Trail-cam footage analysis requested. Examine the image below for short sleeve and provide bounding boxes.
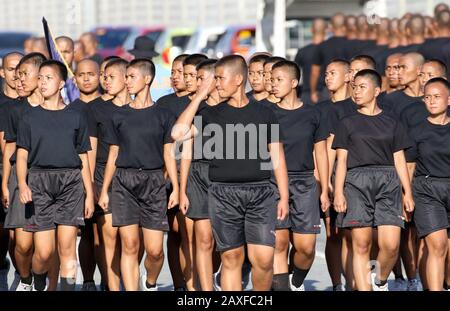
[16,115,31,151]
[4,104,18,142]
[311,43,323,65]
[392,120,413,152]
[0,105,6,132]
[86,104,98,138]
[314,108,330,143]
[102,113,120,146]
[328,105,340,135]
[76,112,92,153]
[331,120,350,150]
[163,109,176,144]
[267,108,282,144]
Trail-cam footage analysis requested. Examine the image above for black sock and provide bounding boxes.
[443,283,448,290]
[0,261,8,270]
[271,273,290,291]
[83,280,94,284]
[20,274,33,285]
[33,271,47,291]
[292,266,310,287]
[375,278,387,287]
[145,281,156,289]
[60,277,76,291]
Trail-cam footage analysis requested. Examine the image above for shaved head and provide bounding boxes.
[377,18,390,36]
[312,18,327,35]
[403,52,425,68]
[407,14,425,36]
[436,9,450,28]
[435,3,449,17]
[75,59,99,74]
[331,13,346,30]
[56,36,74,50]
[216,55,248,83]
[345,15,357,31]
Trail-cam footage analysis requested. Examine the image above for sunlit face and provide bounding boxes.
[349,60,371,86]
[271,67,297,99]
[197,69,216,96]
[18,62,40,93]
[385,56,400,88]
[398,56,420,86]
[423,83,450,116]
[171,60,186,92]
[126,66,150,95]
[104,66,126,96]
[14,69,30,97]
[183,64,198,93]
[75,61,100,94]
[419,63,444,91]
[248,61,265,93]
[1,54,22,90]
[325,62,347,92]
[215,66,238,99]
[352,76,379,106]
[38,66,64,99]
[56,40,74,67]
[263,62,275,93]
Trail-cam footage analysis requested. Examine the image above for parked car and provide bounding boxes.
[93,26,164,59]
[0,31,32,60]
[184,26,226,57]
[214,25,256,59]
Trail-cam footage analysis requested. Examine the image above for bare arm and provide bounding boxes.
[327,134,336,192]
[79,152,94,219]
[2,142,16,207]
[87,137,98,182]
[97,145,119,211]
[269,142,289,220]
[314,140,330,212]
[333,149,348,213]
[394,151,415,213]
[310,65,321,103]
[16,148,32,204]
[406,162,416,182]
[164,142,180,209]
[179,139,193,214]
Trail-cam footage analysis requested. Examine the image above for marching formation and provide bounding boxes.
[0,3,449,292]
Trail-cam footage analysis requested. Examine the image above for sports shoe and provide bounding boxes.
[82,281,97,291]
[0,258,10,291]
[16,280,33,291]
[333,284,345,291]
[289,274,305,291]
[10,271,21,291]
[406,279,420,291]
[32,284,47,291]
[213,271,221,291]
[371,273,388,291]
[391,278,407,291]
[140,275,158,291]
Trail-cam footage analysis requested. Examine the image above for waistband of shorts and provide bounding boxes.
[287,170,314,177]
[116,167,163,174]
[211,180,270,187]
[348,165,395,172]
[414,175,450,182]
[29,167,80,173]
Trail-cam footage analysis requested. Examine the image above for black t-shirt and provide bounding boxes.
[408,120,450,178]
[16,105,91,169]
[0,92,17,165]
[332,111,412,169]
[192,101,215,163]
[402,103,450,131]
[269,103,329,172]
[89,53,103,66]
[156,93,191,118]
[319,97,358,134]
[312,36,349,90]
[418,38,449,65]
[103,104,175,170]
[89,98,124,166]
[383,90,423,117]
[69,98,99,137]
[444,42,450,81]
[295,43,318,93]
[197,99,280,182]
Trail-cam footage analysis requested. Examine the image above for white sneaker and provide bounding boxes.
[10,272,21,291]
[213,271,222,291]
[391,278,407,291]
[16,280,33,291]
[140,275,158,291]
[0,259,10,291]
[289,274,305,291]
[406,279,420,291]
[371,273,388,291]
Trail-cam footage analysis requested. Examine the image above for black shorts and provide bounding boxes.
[337,166,404,229]
[166,173,180,216]
[413,176,450,238]
[93,163,112,218]
[208,181,277,252]
[24,168,85,232]
[111,168,169,231]
[4,165,31,229]
[186,161,210,220]
[320,168,338,226]
[271,172,321,233]
[0,164,5,223]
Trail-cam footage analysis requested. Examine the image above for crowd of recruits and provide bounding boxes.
[0,8,448,294]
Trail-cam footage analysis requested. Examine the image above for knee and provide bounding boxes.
[197,234,214,252]
[296,244,316,260]
[121,237,139,256]
[427,240,448,258]
[251,255,273,272]
[34,247,54,263]
[15,241,33,257]
[146,248,164,262]
[353,240,371,255]
[221,250,244,269]
[380,242,399,258]
[275,235,289,254]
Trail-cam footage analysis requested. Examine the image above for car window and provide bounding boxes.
[96,28,131,49]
